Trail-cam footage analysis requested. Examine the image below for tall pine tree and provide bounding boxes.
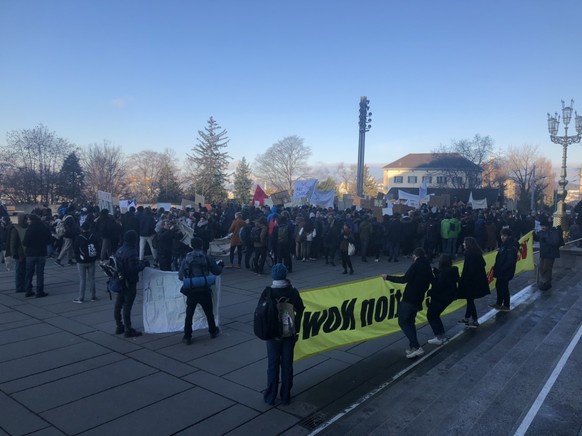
[187,117,231,203]
[58,151,85,202]
[156,163,183,203]
[233,157,253,204]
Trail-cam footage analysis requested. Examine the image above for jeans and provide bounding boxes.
[139,235,157,261]
[15,258,26,292]
[77,262,96,300]
[443,238,457,258]
[387,240,400,260]
[57,237,74,262]
[427,299,451,337]
[276,242,292,273]
[341,251,353,272]
[538,258,555,289]
[495,278,510,307]
[253,246,267,274]
[229,245,242,266]
[264,338,296,404]
[398,301,420,349]
[25,256,46,294]
[100,238,112,261]
[183,291,217,336]
[114,282,137,330]
[464,298,477,320]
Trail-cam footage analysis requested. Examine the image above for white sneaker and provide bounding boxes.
[428,337,445,346]
[374,259,380,263]
[72,298,83,304]
[406,347,425,358]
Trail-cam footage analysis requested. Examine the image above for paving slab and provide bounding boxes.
[40,372,192,434]
[0,341,110,384]
[126,348,198,377]
[0,352,123,394]
[0,391,50,435]
[13,359,158,412]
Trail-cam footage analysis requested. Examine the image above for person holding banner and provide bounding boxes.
[427,254,459,345]
[457,236,490,328]
[384,247,433,358]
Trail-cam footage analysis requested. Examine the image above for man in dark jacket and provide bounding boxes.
[537,219,561,291]
[178,237,224,344]
[114,230,146,338]
[138,207,157,263]
[95,208,114,261]
[384,247,433,358]
[8,214,27,292]
[490,228,518,310]
[23,214,52,298]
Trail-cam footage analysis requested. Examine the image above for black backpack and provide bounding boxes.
[250,226,261,243]
[277,225,289,243]
[78,234,98,262]
[254,287,280,340]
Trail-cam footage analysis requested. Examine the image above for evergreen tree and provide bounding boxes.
[58,151,85,202]
[233,157,253,204]
[156,163,183,203]
[187,117,231,203]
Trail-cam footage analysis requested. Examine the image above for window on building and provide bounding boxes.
[436,176,447,184]
[455,177,463,185]
[393,176,403,183]
[407,176,417,184]
[422,176,432,183]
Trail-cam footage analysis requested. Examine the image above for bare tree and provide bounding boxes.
[505,144,556,212]
[0,124,73,203]
[82,140,128,201]
[254,135,311,193]
[432,134,494,188]
[126,149,178,203]
[335,163,377,196]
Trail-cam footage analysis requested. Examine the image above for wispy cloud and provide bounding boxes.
[111,97,131,108]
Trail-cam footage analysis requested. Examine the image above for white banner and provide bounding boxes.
[142,268,221,334]
[97,190,114,213]
[310,188,335,208]
[292,179,318,198]
[468,192,488,209]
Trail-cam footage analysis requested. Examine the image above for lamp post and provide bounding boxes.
[547,99,582,232]
[356,96,372,197]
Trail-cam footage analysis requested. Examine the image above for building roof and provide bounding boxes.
[383,153,482,171]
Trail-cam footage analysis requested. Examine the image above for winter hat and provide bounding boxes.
[271,263,288,281]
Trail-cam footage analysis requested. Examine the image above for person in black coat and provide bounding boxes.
[385,247,433,358]
[536,219,561,291]
[457,236,490,328]
[114,230,147,338]
[490,228,518,311]
[262,264,305,405]
[427,254,459,345]
[23,214,52,298]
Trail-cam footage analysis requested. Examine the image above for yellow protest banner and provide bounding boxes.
[294,231,534,361]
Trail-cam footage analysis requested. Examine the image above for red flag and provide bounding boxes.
[253,185,269,205]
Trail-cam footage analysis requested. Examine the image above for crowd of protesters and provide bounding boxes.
[0,199,576,280]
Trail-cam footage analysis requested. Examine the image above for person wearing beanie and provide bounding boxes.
[113,229,146,338]
[260,263,305,405]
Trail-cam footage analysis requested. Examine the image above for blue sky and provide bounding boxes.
[2,0,582,175]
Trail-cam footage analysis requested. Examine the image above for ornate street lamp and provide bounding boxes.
[356,96,372,197]
[547,99,582,231]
